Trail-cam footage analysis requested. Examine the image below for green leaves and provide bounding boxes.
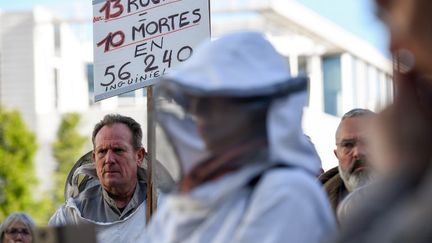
[0,107,37,221]
[52,113,87,206]
[0,110,88,224]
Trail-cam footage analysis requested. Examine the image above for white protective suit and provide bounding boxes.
[50,198,147,243]
[147,31,336,243]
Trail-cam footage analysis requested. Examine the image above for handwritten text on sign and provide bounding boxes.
[93,0,210,101]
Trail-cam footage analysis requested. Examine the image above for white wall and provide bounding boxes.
[33,8,57,115]
[0,12,37,128]
[55,22,89,112]
[303,108,340,171]
[0,9,92,192]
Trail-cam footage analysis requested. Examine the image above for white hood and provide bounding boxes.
[268,90,322,175]
[157,31,321,177]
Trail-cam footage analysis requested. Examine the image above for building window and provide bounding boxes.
[322,55,342,116]
[366,66,379,110]
[298,55,310,75]
[86,63,94,104]
[298,55,310,106]
[284,56,291,74]
[386,74,393,103]
[54,23,61,56]
[351,57,358,108]
[54,68,59,108]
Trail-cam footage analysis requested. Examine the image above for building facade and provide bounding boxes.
[210,0,392,169]
[0,0,392,192]
[0,7,89,190]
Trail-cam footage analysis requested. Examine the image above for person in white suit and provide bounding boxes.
[147,31,336,243]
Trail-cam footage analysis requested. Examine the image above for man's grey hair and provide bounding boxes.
[0,213,35,241]
[92,114,143,149]
[335,108,376,140]
[341,108,375,121]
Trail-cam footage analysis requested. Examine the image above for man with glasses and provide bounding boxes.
[319,108,375,212]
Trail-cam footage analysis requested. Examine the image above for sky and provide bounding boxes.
[0,0,389,55]
[297,0,389,55]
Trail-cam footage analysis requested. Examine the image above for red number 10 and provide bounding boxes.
[97,31,125,52]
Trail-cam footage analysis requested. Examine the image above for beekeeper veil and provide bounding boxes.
[155,31,322,185]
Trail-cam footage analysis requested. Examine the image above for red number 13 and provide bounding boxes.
[99,0,124,20]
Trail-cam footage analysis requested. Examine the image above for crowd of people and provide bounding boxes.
[2,0,432,242]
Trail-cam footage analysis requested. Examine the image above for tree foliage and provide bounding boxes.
[0,107,38,221]
[52,113,87,207]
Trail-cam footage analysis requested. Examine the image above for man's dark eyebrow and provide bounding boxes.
[336,138,356,145]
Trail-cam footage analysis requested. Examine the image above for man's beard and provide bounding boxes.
[339,159,371,192]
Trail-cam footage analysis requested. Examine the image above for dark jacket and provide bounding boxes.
[319,166,349,212]
[332,164,432,243]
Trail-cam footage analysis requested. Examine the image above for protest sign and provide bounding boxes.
[93,0,211,101]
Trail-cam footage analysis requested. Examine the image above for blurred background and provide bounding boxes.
[0,0,390,223]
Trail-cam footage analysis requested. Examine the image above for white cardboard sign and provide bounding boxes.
[92,0,210,101]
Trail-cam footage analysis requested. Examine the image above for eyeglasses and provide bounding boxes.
[336,138,368,155]
[5,228,31,237]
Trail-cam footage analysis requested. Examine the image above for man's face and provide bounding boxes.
[190,97,254,153]
[93,123,144,196]
[334,117,372,191]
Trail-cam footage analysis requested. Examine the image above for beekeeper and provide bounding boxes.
[148,31,336,243]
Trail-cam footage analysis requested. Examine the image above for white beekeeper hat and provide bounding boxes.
[155,31,322,182]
